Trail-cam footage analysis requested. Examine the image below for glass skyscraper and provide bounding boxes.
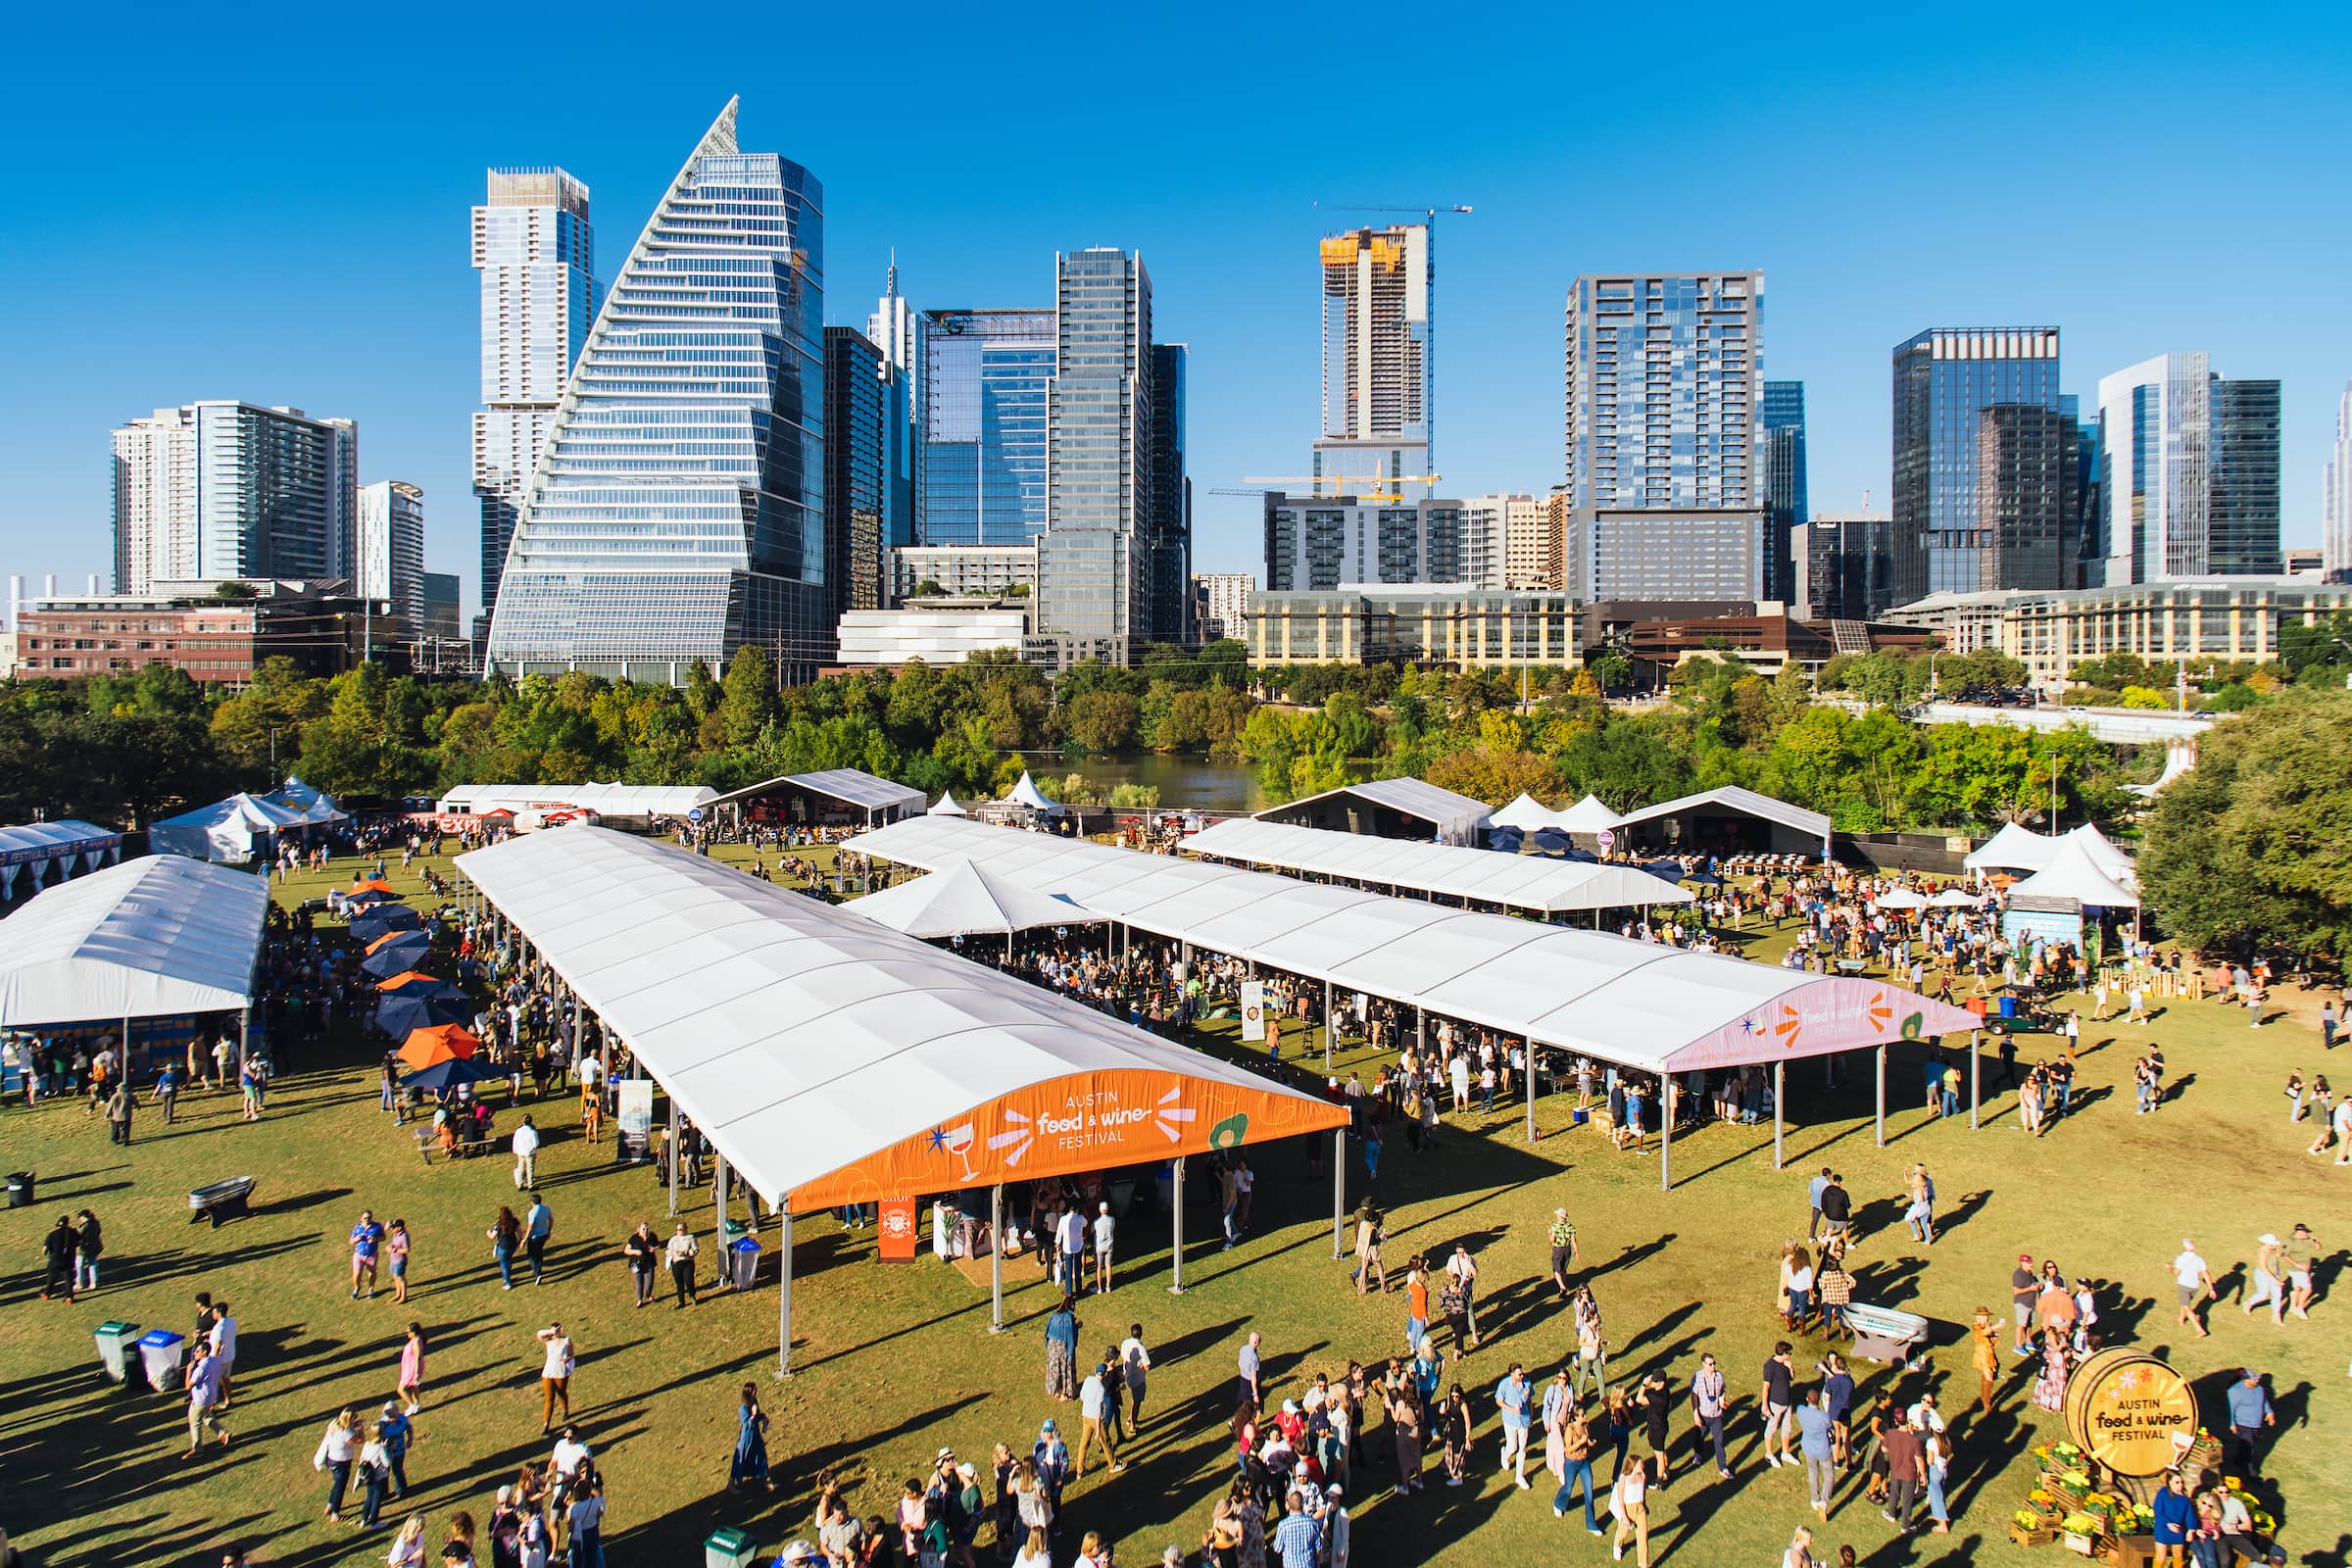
[2208,378,2281,577]
[471,169,596,632]
[1761,380,1807,604]
[826,325,890,615]
[111,402,357,593]
[1145,342,1191,644]
[485,99,829,681]
[914,308,1054,546]
[2094,354,2280,583]
[1038,248,1152,658]
[1889,327,2065,603]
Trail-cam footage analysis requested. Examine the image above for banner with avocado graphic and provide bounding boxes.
[1669,979,1981,1074]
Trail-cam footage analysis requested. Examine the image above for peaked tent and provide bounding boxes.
[930,792,969,817]
[1489,793,1565,832]
[2008,839,2139,909]
[0,819,123,900]
[1555,794,1626,834]
[2064,824,2137,887]
[149,793,305,864]
[1252,777,1492,847]
[260,776,346,825]
[1963,821,2056,874]
[845,858,1098,946]
[1006,772,1064,815]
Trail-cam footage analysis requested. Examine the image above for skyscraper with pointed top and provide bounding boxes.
[485,100,830,681]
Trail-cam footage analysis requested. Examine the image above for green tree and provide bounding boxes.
[1061,689,1140,755]
[719,645,779,749]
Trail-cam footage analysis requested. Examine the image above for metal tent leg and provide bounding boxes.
[1773,1061,1785,1170]
[1969,1030,1982,1130]
[774,1207,794,1379]
[1660,1078,1674,1191]
[990,1184,1005,1333]
[1875,1045,1886,1148]
[1331,1130,1345,1259]
[1525,1037,1537,1144]
[666,1098,680,1217]
[1168,1154,1187,1295]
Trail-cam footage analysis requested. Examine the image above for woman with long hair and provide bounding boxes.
[397,1322,426,1413]
[489,1205,521,1290]
[385,1513,428,1568]
[731,1382,771,1490]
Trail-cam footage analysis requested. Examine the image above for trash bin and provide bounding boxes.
[6,1170,33,1207]
[135,1328,186,1393]
[705,1526,758,1567]
[730,1236,760,1291]
[94,1320,141,1385]
[1997,994,2018,1019]
[722,1219,751,1245]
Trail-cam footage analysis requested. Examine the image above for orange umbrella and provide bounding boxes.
[351,878,397,894]
[400,1024,483,1070]
[375,970,446,993]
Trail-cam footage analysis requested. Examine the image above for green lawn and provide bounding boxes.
[3,842,2346,1568]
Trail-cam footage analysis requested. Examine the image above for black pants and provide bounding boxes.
[43,1261,71,1297]
[389,1452,409,1497]
[1887,1476,1919,1525]
[110,1120,130,1145]
[525,1235,547,1282]
[671,1258,696,1305]
[2230,1425,2262,1476]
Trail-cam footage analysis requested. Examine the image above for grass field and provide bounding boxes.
[3,840,2347,1568]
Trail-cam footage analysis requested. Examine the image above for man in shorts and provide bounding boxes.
[2172,1240,2213,1338]
[1759,1342,1795,1469]
[1092,1202,1115,1295]
[1548,1208,1581,1296]
[349,1210,384,1298]
[2010,1253,2039,1354]
[2285,1224,2319,1321]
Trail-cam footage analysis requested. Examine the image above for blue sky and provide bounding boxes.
[4,4,2346,616]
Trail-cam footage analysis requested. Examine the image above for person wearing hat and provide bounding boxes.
[953,1461,985,1566]
[2009,1254,2040,1354]
[1033,1420,1071,1510]
[1075,1359,1123,1478]
[1323,1481,1350,1568]
[2225,1369,2274,1478]
[2243,1234,2288,1325]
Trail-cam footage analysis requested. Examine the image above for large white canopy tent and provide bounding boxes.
[150,793,313,864]
[2063,823,2137,888]
[454,827,1348,1370]
[1488,793,1568,832]
[1182,816,1690,917]
[0,857,269,1058]
[845,858,1099,951]
[1005,771,1064,815]
[2007,839,2140,909]
[1253,776,1491,846]
[1964,821,2057,875]
[1607,785,1832,862]
[261,776,346,826]
[929,792,969,817]
[1555,794,1628,834]
[0,820,123,902]
[847,815,1980,1184]
[437,782,718,821]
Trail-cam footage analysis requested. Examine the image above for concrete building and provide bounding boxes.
[112,403,358,594]
[1192,571,1252,642]
[1249,585,1576,669]
[1881,577,2352,685]
[835,602,1032,666]
[1262,494,1464,591]
[1792,514,1895,622]
[1564,272,1764,602]
[1458,493,1541,590]
[355,480,425,632]
[891,544,1036,604]
[2284,546,2325,575]
[471,168,597,633]
[2327,382,2352,581]
[15,580,380,682]
[1312,222,1434,502]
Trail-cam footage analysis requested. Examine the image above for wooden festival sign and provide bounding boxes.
[2063,1348,2197,1478]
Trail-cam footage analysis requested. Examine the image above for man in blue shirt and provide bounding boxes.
[378,1400,413,1497]
[1806,1166,1832,1240]
[1410,1345,1444,1406]
[2225,1368,2274,1477]
[1270,1491,1319,1568]
[1494,1364,1534,1489]
[349,1209,385,1298]
[1794,1387,1837,1518]
[524,1193,554,1285]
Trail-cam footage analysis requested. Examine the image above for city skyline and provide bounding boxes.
[6,7,2348,617]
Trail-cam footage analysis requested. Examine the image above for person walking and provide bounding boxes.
[2172,1241,2214,1339]
[523,1193,553,1286]
[731,1383,772,1490]
[622,1223,659,1309]
[314,1409,361,1522]
[1045,1297,1080,1399]
[534,1323,574,1433]
[1239,1331,1264,1407]
[72,1209,103,1296]
[664,1223,699,1308]
[512,1115,541,1190]
[1552,1392,1603,1534]
[2243,1234,2289,1324]
[380,1218,412,1304]
[1881,1413,1925,1530]
[1494,1363,1534,1490]
[1970,1308,2002,1415]
[2285,1224,2319,1320]
[350,1209,386,1299]
[1351,1204,1387,1296]
[378,1400,414,1498]
[40,1214,76,1302]
[397,1322,426,1412]
[1759,1343,1795,1470]
[2225,1369,2274,1477]
[1118,1324,1152,1430]
[106,1079,136,1146]
[1795,1387,1836,1519]
[182,1339,229,1458]
[489,1205,521,1290]
[1548,1208,1581,1295]
[1690,1352,1730,1479]
[1074,1360,1124,1478]
[1607,1454,1650,1566]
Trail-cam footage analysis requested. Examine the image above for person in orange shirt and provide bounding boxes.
[1405,1261,1431,1354]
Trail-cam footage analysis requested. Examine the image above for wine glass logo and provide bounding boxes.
[929,1122,980,1181]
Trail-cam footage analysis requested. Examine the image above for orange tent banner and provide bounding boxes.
[786,1067,1348,1212]
[400,1024,483,1070]
[375,970,444,992]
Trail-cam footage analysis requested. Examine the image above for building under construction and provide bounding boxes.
[1313,223,1434,501]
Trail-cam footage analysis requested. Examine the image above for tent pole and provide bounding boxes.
[237,1005,250,1077]
[1773,1061,1784,1170]
[667,1097,680,1217]
[1525,1036,1537,1144]
[989,1184,1005,1332]
[1875,1045,1886,1148]
[774,1206,794,1379]
[1969,1029,1982,1131]
[1168,1154,1187,1295]
[1660,1077,1673,1191]
[1324,980,1334,1069]
[715,1156,730,1286]
[1332,1130,1345,1259]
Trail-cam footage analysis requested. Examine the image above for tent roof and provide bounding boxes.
[708,768,925,813]
[0,855,268,1026]
[847,817,1976,1077]
[260,776,345,824]
[2007,838,2140,909]
[154,793,306,835]
[845,858,1100,938]
[1556,794,1626,832]
[1006,772,1063,812]
[2064,823,2136,885]
[0,819,122,867]
[1963,821,2056,871]
[440,782,717,816]
[930,791,969,816]
[1487,793,1564,831]
[455,828,1344,1210]
[1610,785,1830,844]
[1182,817,1690,915]
[1257,776,1491,840]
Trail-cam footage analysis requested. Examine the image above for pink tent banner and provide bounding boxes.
[1669,978,1982,1074]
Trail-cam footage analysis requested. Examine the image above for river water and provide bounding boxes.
[1034,753,1267,812]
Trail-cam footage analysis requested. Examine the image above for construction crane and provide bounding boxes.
[1312,202,1474,220]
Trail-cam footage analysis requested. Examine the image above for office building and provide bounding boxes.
[415,572,469,673]
[355,480,426,631]
[1527,490,1571,591]
[1262,494,1465,591]
[1791,514,1895,622]
[16,579,380,682]
[2095,354,2282,583]
[1761,380,1807,603]
[1458,493,1537,591]
[865,261,918,568]
[1976,404,2079,593]
[836,603,1032,666]
[1037,248,1152,661]
[1143,343,1192,645]
[1249,586,1575,669]
[1312,222,1434,501]
[890,544,1036,604]
[914,308,1055,546]
[471,168,597,632]
[486,99,830,682]
[826,326,892,616]
[1564,272,1764,601]
[1192,572,1252,642]
[1890,327,2066,603]
[2328,383,2352,581]
[111,403,358,594]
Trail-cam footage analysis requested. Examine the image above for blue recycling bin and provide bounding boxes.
[136,1328,185,1392]
[730,1236,761,1291]
[1997,994,2018,1018]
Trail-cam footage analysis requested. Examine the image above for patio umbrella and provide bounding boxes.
[1529,827,1573,854]
[1563,848,1600,863]
[1873,888,1932,910]
[1486,826,1525,853]
[375,970,461,997]
[351,906,424,943]
[1931,887,1985,908]
[374,991,474,1039]
[1682,869,1726,887]
[400,1024,482,1070]
[1643,858,1685,880]
[345,887,404,908]
[360,934,434,978]
[400,1054,498,1093]
[364,928,423,956]
[350,878,397,894]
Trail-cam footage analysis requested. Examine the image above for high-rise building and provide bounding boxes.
[1192,572,1252,642]
[1037,248,1152,661]
[1262,494,1464,591]
[2095,354,2281,583]
[1761,380,1808,603]
[486,99,830,682]
[471,169,596,634]
[1889,327,2065,603]
[111,403,358,594]
[1975,405,2079,594]
[1144,343,1192,645]
[825,326,890,617]
[2327,383,2352,582]
[1313,223,1433,502]
[415,571,469,673]
[914,308,1055,546]
[1564,273,1764,601]
[1791,514,1895,621]
[1458,493,1542,590]
[356,480,426,631]
[863,261,917,568]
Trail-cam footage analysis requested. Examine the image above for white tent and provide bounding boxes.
[1184,816,1690,916]
[2065,823,2137,887]
[149,793,306,863]
[846,858,1097,943]
[0,855,269,1027]
[1555,794,1626,834]
[1006,771,1064,815]
[1963,821,2056,874]
[1489,793,1565,831]
[0,820,123,900]
[929,791,969,816]
[1873,888,1932,910]
[261,776,346,825]
[2008,838,2139,908]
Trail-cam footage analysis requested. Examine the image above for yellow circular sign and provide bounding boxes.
[2064,1349,2197,1477]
